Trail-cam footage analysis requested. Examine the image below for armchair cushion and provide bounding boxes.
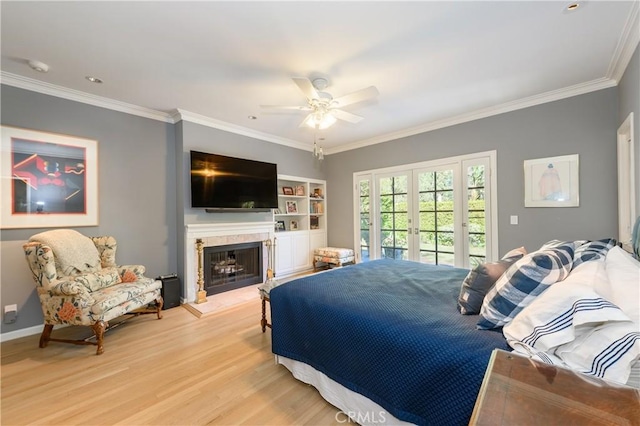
[73,267,122,292]
[90,278,162,316]
[30,229,101,275]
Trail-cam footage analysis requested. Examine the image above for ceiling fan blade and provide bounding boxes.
[299,113,313,128]
[332,86,379,108]
[331,109,364,124]
[260,105,311,111]
[292,77,320,100]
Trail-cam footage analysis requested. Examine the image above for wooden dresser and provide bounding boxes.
[470,349,640,425]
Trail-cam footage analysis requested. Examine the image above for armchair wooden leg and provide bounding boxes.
[91,320,107,355]
[156,296,164,319]
[39,324,53,348]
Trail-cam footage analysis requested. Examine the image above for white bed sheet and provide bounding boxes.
[276,355,414,426]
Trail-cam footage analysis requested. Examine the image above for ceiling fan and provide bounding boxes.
[261,77,379,130]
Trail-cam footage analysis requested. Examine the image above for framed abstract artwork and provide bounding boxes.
[1,126,99,228]
[524,154,579,207]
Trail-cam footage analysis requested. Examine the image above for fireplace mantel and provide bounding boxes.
[184,222,275,303]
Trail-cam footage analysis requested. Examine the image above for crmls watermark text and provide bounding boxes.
[335,410,387,424]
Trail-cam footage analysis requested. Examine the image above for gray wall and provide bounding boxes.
[325,88,620,255]
[0,85,178,334]
[2,45,636,334]
[0,85,328,333]
[618,43,640,215]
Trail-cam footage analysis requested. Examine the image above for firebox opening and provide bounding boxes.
[204,242,263,295]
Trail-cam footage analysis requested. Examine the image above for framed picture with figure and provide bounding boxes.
[286,200,298,214]
[524,154,579,207]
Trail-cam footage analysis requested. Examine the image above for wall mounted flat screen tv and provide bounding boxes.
[190,151,278,210]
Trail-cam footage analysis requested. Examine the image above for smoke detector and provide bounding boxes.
[27,60,49,73]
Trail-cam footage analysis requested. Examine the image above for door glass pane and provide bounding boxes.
[420,231,436,251]
[379,178,393,195]
[395,212,408,230]
[438,231,455,252]
[419,172,435,192]
[436,211,454,231]
[467,164,487,264]
[438,252,455,266]
[419,211,435,232]
[419,192,435,211]
[420,251,436,264]
[436,170,453,190]
[359,180,371,262]
[379,175,409,260]
[380,195,393,211]
[380,213,393,228]
[417,169,456,265]
[394,194,407,211]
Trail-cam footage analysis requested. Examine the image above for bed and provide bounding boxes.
[270,259,509,425]
[269,239,640,426]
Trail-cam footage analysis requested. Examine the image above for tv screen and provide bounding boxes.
[190,151,278,209]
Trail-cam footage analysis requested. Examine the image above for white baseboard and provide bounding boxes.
[0,324,43,342]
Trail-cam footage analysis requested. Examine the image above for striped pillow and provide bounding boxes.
[477,242,575,329]
[503,282,630,352]
[556,322,640,384]
[503,260,640,385]
[573,238,617,268]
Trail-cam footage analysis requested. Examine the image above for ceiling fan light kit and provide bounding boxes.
[304,111,337,130]
[261,76,379,159]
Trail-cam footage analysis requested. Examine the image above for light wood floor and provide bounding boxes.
[1,298,343,425]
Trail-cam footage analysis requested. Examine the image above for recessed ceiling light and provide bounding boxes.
[248,115,257,120]
[27,60,49,73]
[85,76,103,84]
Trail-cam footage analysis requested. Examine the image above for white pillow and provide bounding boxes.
[627,360,640,388]
[605,246,640,325]
[503,281,630,352]
[504,258,640,384]
[555,321,639,385]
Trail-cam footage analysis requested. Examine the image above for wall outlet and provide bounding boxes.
[4,304,18,324]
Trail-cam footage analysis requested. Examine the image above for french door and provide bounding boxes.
[356,177,372,262]
[354,152,496,268]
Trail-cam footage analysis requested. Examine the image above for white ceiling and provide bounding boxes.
[1,1,638,154]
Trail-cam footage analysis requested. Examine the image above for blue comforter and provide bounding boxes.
[270,259,509,426]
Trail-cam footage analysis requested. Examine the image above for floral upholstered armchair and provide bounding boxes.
[23,229,163,355]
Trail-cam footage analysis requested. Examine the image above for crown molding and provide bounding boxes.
[172,109,313,152]
[3,3,636,159]
[325,77,617,155]
[0,72,174,123]
[608,0,640,82]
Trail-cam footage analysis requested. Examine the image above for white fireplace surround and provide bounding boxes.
[184,222,275,303]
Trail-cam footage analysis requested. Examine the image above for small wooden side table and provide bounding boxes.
[470,349,640,425]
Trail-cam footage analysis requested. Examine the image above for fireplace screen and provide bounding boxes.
[203,242,263,295]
